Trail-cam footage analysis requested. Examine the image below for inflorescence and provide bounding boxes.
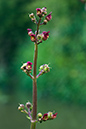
[18,7,57,124]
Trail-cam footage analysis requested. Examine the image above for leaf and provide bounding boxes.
[26,115,31,120]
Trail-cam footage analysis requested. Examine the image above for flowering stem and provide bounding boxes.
[33,43,38,120]
[30,18,41,129]
[30,42,38,129]
[36,18,41,36]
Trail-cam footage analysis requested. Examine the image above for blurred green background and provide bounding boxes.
[0,0,86,129]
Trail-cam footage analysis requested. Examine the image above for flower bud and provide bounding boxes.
[44,64,50,73]
[38,113,43,118]
[18,104,25,111]
[29,13,36,23]
[43,19,48,25]
[37,34,43,40]
[31,18,36,23]
[21,63,27,70]
[39,65,44,70]
[39,64,50,75]
[26,102,32,109]
[29,13,34,18]
[27,28,33,36]
[48,112,53,119]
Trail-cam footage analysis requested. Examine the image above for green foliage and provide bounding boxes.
[0,0,86,105]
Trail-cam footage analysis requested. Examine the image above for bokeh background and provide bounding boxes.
[0,0,86,129]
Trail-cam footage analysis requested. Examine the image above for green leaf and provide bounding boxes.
[26,115,31,120]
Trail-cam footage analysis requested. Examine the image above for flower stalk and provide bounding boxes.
[32,43,38,120]
[18,7,57,129]
[31,18,41,129]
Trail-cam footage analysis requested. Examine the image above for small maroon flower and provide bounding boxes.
[30,34,36,42]
[45,12,52,21]
[42,113,48,121]
[27,28,33,36]
[52,113,58,119]
[26,61,32,71]
[42,31,50,41]
[36,8,42,17]
[42,112,57,121]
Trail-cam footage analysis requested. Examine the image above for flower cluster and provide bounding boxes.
[18,102,33,120]
[27,28,50,43]
[28,7,52,44]
[18,104,25,112]
[21,61,32,74]
[29,7,52,24]
[36,7,47,17]
[36,64,50,78]
[18,102,32,112]
[29,13,36,23]
[36,7,52,23]
[18,102,57,123]
[39,64,50,73]
[37,112,57,123]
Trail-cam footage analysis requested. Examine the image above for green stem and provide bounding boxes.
[30,122,36,129]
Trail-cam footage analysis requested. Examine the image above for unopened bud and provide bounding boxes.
[40,65,44,70]
[37,34,43,40]
[21,63,27,70]
[29,13,36,23]
[43,19,48,25]
[29,13,34,18]
[44,64,50,73]
[38,113,43,118]
[27,28,33,36]
[39,64,50,75]
[26,102,32,109]
[48,112,53,119]
[18,104,25,111]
